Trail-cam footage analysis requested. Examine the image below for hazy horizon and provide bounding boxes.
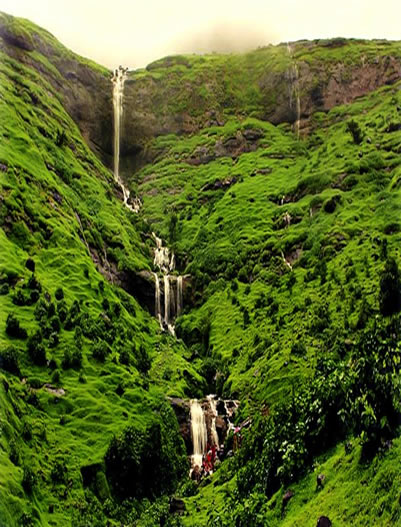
[1,0,401,69]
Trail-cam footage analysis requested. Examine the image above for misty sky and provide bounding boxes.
[1,0,401,69]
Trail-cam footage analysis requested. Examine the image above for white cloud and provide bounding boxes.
[1,0,400,69]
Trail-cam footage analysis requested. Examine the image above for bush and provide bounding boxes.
[25,258,35,272]
[0,346,20,375]
[105,404,187,499]
[379,257,401,316]
[6,314,27,339]
[0,283,9,295]
[22,466,36,493]
[51,370,60,385]
[51,459,67,483]
[236,319,401,498]
[346,119,363,145]
[27,331,46,365]
[55,287,64,301]
[92,341,110,362]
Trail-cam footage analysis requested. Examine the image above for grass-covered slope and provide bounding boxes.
[0,30,203,527]
[130,47,401,525]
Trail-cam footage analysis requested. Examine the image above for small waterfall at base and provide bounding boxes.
[177,276,183,316]
[111,66,141,213]
[190,399,207,469]
[153,272,163,329]
[207,395,219,448]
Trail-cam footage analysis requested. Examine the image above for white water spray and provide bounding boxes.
[207,395,219,447]
[190,399,207,469]
[153,272,163,329]
[177,275,183,316]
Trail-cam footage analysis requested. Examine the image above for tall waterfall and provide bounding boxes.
[190,399,207,469]
[111,67,141,212]
[286,43,301,138]
[152,233,184,335]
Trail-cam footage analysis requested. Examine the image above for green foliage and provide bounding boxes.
[0,345,20,375]
[5,314,27,339]
[105,404,188,500]
[379,256,401,316]
[237,319,401,498]
[346,119,363,144]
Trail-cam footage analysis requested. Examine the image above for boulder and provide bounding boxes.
[316,517,332,527]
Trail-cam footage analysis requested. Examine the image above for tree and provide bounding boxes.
[379,257,401,316]
[346,119,363,145]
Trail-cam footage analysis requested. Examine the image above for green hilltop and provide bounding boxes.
[1,10,401,527]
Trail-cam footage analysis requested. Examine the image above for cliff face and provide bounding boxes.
[2,11,401,180]
[0,12,113,164]
[118,39,401,172]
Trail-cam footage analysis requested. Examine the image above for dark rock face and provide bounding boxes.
[3,13,400,183]
[169,398,192,453]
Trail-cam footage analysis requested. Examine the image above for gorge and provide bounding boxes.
[2,9,401,527]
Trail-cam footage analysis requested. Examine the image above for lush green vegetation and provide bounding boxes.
[2,9,401,526]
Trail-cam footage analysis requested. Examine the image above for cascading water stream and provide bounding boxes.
[190,399,207,469]
[207,395,219,448]
[111,66,141,212]
[286,43,301,139]
[177,276,183,316]
[152,232,184,335]
[153,272,163,329]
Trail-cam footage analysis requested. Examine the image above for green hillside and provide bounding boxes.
[2,10,401,527]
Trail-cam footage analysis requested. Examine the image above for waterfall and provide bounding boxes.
[207,395,219,448]
[286,43,301,139]
[152,233,183,335]
[164,274,170,327]
[153,272,163,329]
[111,66,141,212]
[177,276,183,316]
[190,399,207,469]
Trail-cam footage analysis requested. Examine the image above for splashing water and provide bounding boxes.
[207,395,219,447]
[177,276,183,316]
[153,272,163,329]
[190,399,207,469]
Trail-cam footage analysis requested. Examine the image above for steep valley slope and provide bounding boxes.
[2,10,401,527]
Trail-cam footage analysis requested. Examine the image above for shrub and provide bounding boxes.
[346,119,363,145]
[0,346,20,375]
[134,345,151,375]
[6,314,27,339]
[22,466,36,493]
[0,283,9,295]
[25,258,35,272]
[55,287,64,301]
[51,459,67,483]
[92,341,110,362]
[51,370,60,385]
[379,257,401,316]
[105,404,187,499]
